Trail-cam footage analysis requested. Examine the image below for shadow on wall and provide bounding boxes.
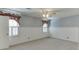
[52,15,79,27]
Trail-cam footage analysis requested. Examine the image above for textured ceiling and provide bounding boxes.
[0,8,79,19]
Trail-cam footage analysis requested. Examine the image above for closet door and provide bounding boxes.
[0,16,9,49]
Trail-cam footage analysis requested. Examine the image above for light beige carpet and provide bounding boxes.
[8,37,78,50]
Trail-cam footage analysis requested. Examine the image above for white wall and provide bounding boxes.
[10,16,49,45]
[0,16,9,49]
[49,15,79,42]
[51,15,79,27]
[49,27,79,42]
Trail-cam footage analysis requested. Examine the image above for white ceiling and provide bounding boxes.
[0,8,79,19]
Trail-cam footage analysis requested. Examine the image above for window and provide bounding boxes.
[9,19,19,36]
[43,23,48,32]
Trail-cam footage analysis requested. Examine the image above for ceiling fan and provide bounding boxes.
[41,8,57,21]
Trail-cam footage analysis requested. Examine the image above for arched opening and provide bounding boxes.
[9,19,19,36]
